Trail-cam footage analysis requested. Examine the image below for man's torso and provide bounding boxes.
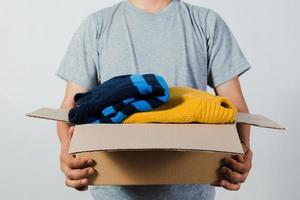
[88,0,215,199]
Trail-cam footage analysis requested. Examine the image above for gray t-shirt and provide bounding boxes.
[56,0,251,199]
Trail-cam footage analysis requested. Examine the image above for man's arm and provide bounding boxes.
[212,77,253,191]
[57,81,95,191]
[214,77,250,147]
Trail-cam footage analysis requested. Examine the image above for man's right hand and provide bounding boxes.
[59,126,95,191]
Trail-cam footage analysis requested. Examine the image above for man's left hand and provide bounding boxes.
[212,143,253,191]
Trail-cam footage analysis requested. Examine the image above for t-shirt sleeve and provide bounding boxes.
[205,10,251,88]
[55,13,100,90]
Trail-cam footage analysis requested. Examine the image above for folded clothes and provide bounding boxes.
[68,74,170,124]
[123,87,238,124]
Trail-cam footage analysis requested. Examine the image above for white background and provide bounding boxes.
[1,0,299,199]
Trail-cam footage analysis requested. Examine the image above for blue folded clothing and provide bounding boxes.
[68,73,170,124]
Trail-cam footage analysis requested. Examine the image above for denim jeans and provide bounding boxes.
[90,184,216,200]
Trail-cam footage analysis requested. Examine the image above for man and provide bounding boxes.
[56,0,253,199]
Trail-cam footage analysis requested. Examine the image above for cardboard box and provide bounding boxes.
[26,107,285,185]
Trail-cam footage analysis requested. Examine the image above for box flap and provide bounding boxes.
[68,123,244,154]
[26,107,70,123]
[235,112,285,130]
[26,108,286,130]
[26,108,285,130]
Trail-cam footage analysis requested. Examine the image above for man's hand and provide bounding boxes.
[212,143,253,190]
[213,77,252,190]
[59,126,96,191]
[56,81,96,191]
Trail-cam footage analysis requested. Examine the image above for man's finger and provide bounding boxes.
[224,157,250,174]
[234,147,253,162]
[232,154,244,162]
[62,165,95,180]
[76,185,89,191]
[65,178,89,189]
[211,181,222,187]
[68,126,75,139]
[221,167,247,184]
[220,180,241,191]
[62,154,94,169]
[245,148,253,160]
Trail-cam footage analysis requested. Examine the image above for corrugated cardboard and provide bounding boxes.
[26,107,285,185]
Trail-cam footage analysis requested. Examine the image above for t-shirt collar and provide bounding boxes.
[124,0,178,17]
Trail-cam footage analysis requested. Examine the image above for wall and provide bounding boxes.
[0,0,299,199]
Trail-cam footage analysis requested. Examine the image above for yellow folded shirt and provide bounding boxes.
[123,86,237,124]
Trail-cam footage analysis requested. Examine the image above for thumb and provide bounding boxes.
[68,126,75,140]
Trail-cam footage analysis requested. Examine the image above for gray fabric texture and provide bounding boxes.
[56,0,251,199]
